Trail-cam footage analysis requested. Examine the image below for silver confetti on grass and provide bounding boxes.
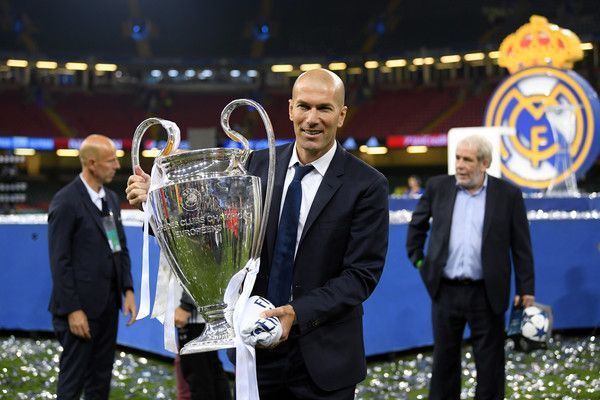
[1,334,597,399]
[355,335,597,399]
[0,335,176,399]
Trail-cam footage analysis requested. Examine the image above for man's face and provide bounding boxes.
[91,145,120,184]
[408,177,418,190]
[289,81,347,164]
[455,142,488,190]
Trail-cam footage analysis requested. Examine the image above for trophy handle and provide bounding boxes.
[220,99,276,259]
[131,118,181,173]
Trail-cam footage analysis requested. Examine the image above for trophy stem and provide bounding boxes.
[179,303,235,354]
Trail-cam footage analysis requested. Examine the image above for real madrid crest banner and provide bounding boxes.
[483,15,600,191]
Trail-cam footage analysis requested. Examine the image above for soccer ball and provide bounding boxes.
[520,306,550,342]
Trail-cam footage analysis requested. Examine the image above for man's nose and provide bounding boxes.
[306,108,319,124]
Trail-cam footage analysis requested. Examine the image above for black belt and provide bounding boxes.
[442,277,484,286]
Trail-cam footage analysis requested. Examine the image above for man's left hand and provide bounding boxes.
[261,304,296,344]
[123,289,137,325]
[514,294,535,308]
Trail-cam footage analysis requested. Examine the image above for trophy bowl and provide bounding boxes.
[132,100,275,354]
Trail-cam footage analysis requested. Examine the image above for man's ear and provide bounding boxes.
[337,105,348,128]
[288,99,293,122]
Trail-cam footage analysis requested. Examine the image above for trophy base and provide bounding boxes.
[180,306,235,354]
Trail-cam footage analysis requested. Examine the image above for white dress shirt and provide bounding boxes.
[79,173,106,211]
[279,141,337,257]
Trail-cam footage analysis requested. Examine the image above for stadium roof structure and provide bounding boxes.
[1,0,599,65]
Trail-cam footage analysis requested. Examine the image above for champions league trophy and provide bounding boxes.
[545,104,580,196]
[131,99,275,354]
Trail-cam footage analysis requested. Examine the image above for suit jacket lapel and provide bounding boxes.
[75,177,106,237]
[265,144,294,263]
[299,144,345,244]
[443,177,459,244]
[482,175,497,241]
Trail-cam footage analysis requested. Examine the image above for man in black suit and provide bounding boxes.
[406,134,535,400]
[175,290,231,400]
[126,69,389,399]
[48,134,137,399]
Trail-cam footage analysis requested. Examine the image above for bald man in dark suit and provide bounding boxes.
[127,69,389,399]
[49,134,137,399]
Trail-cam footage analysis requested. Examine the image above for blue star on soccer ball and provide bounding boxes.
[535,327,546,339]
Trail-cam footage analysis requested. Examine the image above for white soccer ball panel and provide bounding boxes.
[521,307,549,342]
[523,306,543,317]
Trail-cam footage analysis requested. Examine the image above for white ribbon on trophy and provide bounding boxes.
[134,119,181,353]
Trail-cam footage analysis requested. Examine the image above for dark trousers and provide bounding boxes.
[53,291,118,400]
[256,332,356,400]
[178,323,231,400]
[429,280,505,400]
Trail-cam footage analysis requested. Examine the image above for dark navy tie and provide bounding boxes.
[267,163,314,306]
[101,197,110,216]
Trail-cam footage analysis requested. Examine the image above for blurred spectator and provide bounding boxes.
[407,175,424,197]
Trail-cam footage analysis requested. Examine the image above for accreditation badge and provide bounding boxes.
[102,213,122,253]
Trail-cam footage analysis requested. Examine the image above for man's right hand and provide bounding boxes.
[174,307,191,329]
[68,310,91,339]
[125,166,150,210]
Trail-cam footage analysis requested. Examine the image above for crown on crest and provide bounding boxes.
[498,15,583,74]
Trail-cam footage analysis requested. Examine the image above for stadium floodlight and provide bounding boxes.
[142,149,161,158]
[36,61,58,69]
[150,69,162,78]
[367,147,388,155]
[364,61,379,69]
[440,55,461,63]
[488,51,500,59]
[230,69,241,77]
[359,145,388,155]
[7,59,28,68]
[271,64,293,73]
[167,69,179,78]
[95,63,118,72]
[423,57,435,65]
[385,59,407,68]
[14,148,35,156]
[65,62,88,71]
[581,42,593,50]
[328,62,347,71]
[347,67,362,75]
[406,145,428,154]
[199,69,213,79]
[464,52,485,61]
[56,149,80,157]
[300,63,321,71]
[184,69,196,78]
[247,70,258,78]
[412,58,424,66]
[116,150,125,158]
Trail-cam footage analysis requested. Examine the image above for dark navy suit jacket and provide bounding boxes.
[48,176,133,319]
[406,174,534,314]
[248,142,389,391]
